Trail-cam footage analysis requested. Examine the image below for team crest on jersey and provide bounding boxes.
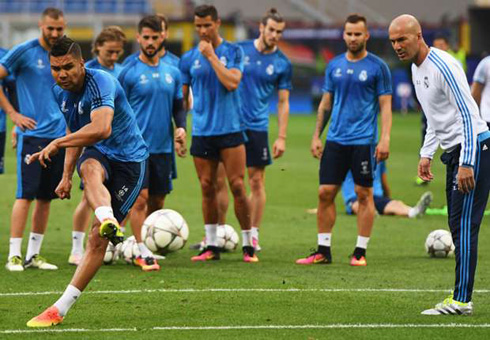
[36,59,45,69]
[193,59,201,69]
[244,56,251,66]
[266,64,274,76]
[334,68,342,77]
[219,56,227,66]
[139,74,149,84]
[165,73,173,84]
[359,70,368,82]
[424,76,429,88]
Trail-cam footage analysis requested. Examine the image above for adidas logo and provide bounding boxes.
[483,144,488,151]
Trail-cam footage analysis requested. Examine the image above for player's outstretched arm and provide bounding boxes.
[311,92,332,159]
[199,41,242,91]
[273,89,290,159]
[375,94,392,162]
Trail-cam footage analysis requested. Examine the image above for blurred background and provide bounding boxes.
[1,0,490,114]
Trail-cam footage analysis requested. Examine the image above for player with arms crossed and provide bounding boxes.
[0,8,67,271]
[26,37,148,327]
[180,5,258,262]
[296,14,392,266]
[389,15,490,316]
[118,15,186,271]
[69,25,127,265]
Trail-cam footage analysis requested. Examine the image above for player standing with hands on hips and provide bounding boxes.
[389,14,490,315]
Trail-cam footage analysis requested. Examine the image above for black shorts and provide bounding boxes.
[190,132,246,160]
[77,147,147,223]
[0,131,5,174]
[319,141,375,188]
[16,135,65,200]
[142,153,173,196]
[245,129,271,168]
[349,196,392,215]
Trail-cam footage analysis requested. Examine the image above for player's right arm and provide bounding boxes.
[418,124,438,182]
[199,41,242,91]
[311,92,332,159]
[0,61,36,131]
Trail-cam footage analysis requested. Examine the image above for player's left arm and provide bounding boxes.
[28,107,114,167]
[273,89,290,159]
[54,127,83,199]
[471,82,483,107]
[375,94,392,162]
[199,41,242,91]
[380,173,391,199]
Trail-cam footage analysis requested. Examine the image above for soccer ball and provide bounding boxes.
[120,235,141,264]
[425,229,455,258]
[217,224,239,252]
[103,242,121,265]
[141,209,189,255]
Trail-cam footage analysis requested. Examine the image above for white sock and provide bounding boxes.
[251,227,259,240]
[71,232,85,255]
[94,206,115,224]
[356,236,370,249]
[26,233,44,261]
[138,242,153,258]
[54,285,82,317]
[318,233,332,247]
[408,207,418,219]
[242,230,252,247]
[8,237,22,259]
[205,224,218,247]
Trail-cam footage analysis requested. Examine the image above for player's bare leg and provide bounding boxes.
[191,157,221,261]
[216,162,229,225]
[381,200,411,216]
[148,194,166,214]
[248,166,266,250]
[351,185,374,265]
[69,195,92,265]
[221,145,258,262]
[6,199,32,271]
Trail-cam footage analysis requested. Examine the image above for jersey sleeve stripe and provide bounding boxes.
[86,75,104,108]
[0,42,35,70]
[428,52,474,165]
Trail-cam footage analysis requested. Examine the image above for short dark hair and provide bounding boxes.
[261,8,284,26]
[42,7,64,20]
[92,26,127,55]
[433,34,449,44]
[156,13,168,31]
[50,36,82,60]
[194,4,218,21]
[345,13,367,27]
[138,15,163,33]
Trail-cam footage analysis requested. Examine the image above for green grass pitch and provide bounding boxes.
[0,113,490,339]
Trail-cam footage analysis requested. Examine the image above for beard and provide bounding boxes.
[43,33,56,48]
[141,46,158,59]
[262,36,275,51]
[347,41,365,55]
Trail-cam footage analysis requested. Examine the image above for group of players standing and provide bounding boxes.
[0,4,488,327]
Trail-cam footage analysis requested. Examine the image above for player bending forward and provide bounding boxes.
[26,37,148,327]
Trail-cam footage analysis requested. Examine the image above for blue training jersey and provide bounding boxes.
[119,58,183,154]
[123,50,180,68]
[322,53,392,145]
[238,40,292,131]
[52,68,148,162]
[0,39,65,138]
[85,58,123,78]
[179,40,244,136]
[0,48,8,133]
[342,161,386,214]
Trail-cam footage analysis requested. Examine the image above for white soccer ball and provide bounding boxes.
[217,224,239,252]
[120,235,141,264]
[425,229,455,258]
[103,242,121,265]
[141,209,189,255]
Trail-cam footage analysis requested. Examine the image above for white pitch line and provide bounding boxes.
[1,287,490,297]
[2,323,490,334]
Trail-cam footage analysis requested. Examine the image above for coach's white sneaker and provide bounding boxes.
[24,255,58,270]
[421,296,473,315]
[5,256,24,272]
[68,253,83,266]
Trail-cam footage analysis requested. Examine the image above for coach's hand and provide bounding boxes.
[375,138,390,162]
[8,110,36,131]
[55,177,72,200]
[457,166,475,194]
[198,41,215,59]
[28,141,60,168]
[273,137,286,159]
[418,157,434,182]
[311,137,323,159]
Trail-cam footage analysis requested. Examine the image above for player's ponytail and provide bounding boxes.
[261,8,284,25]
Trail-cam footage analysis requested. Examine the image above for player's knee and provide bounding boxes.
[318,186,336,203]
[249,175,264,193]
[200,178,216,198]
[132,195,147,212]
[87,228,107,254]
[229,178,246,197]
[355,189,372,204]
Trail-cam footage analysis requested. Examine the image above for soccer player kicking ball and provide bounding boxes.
[179,5,258,262]
[118,15,187,271]
[389,15,490,316]
[26,37,148,327]
[296,14,392,266]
